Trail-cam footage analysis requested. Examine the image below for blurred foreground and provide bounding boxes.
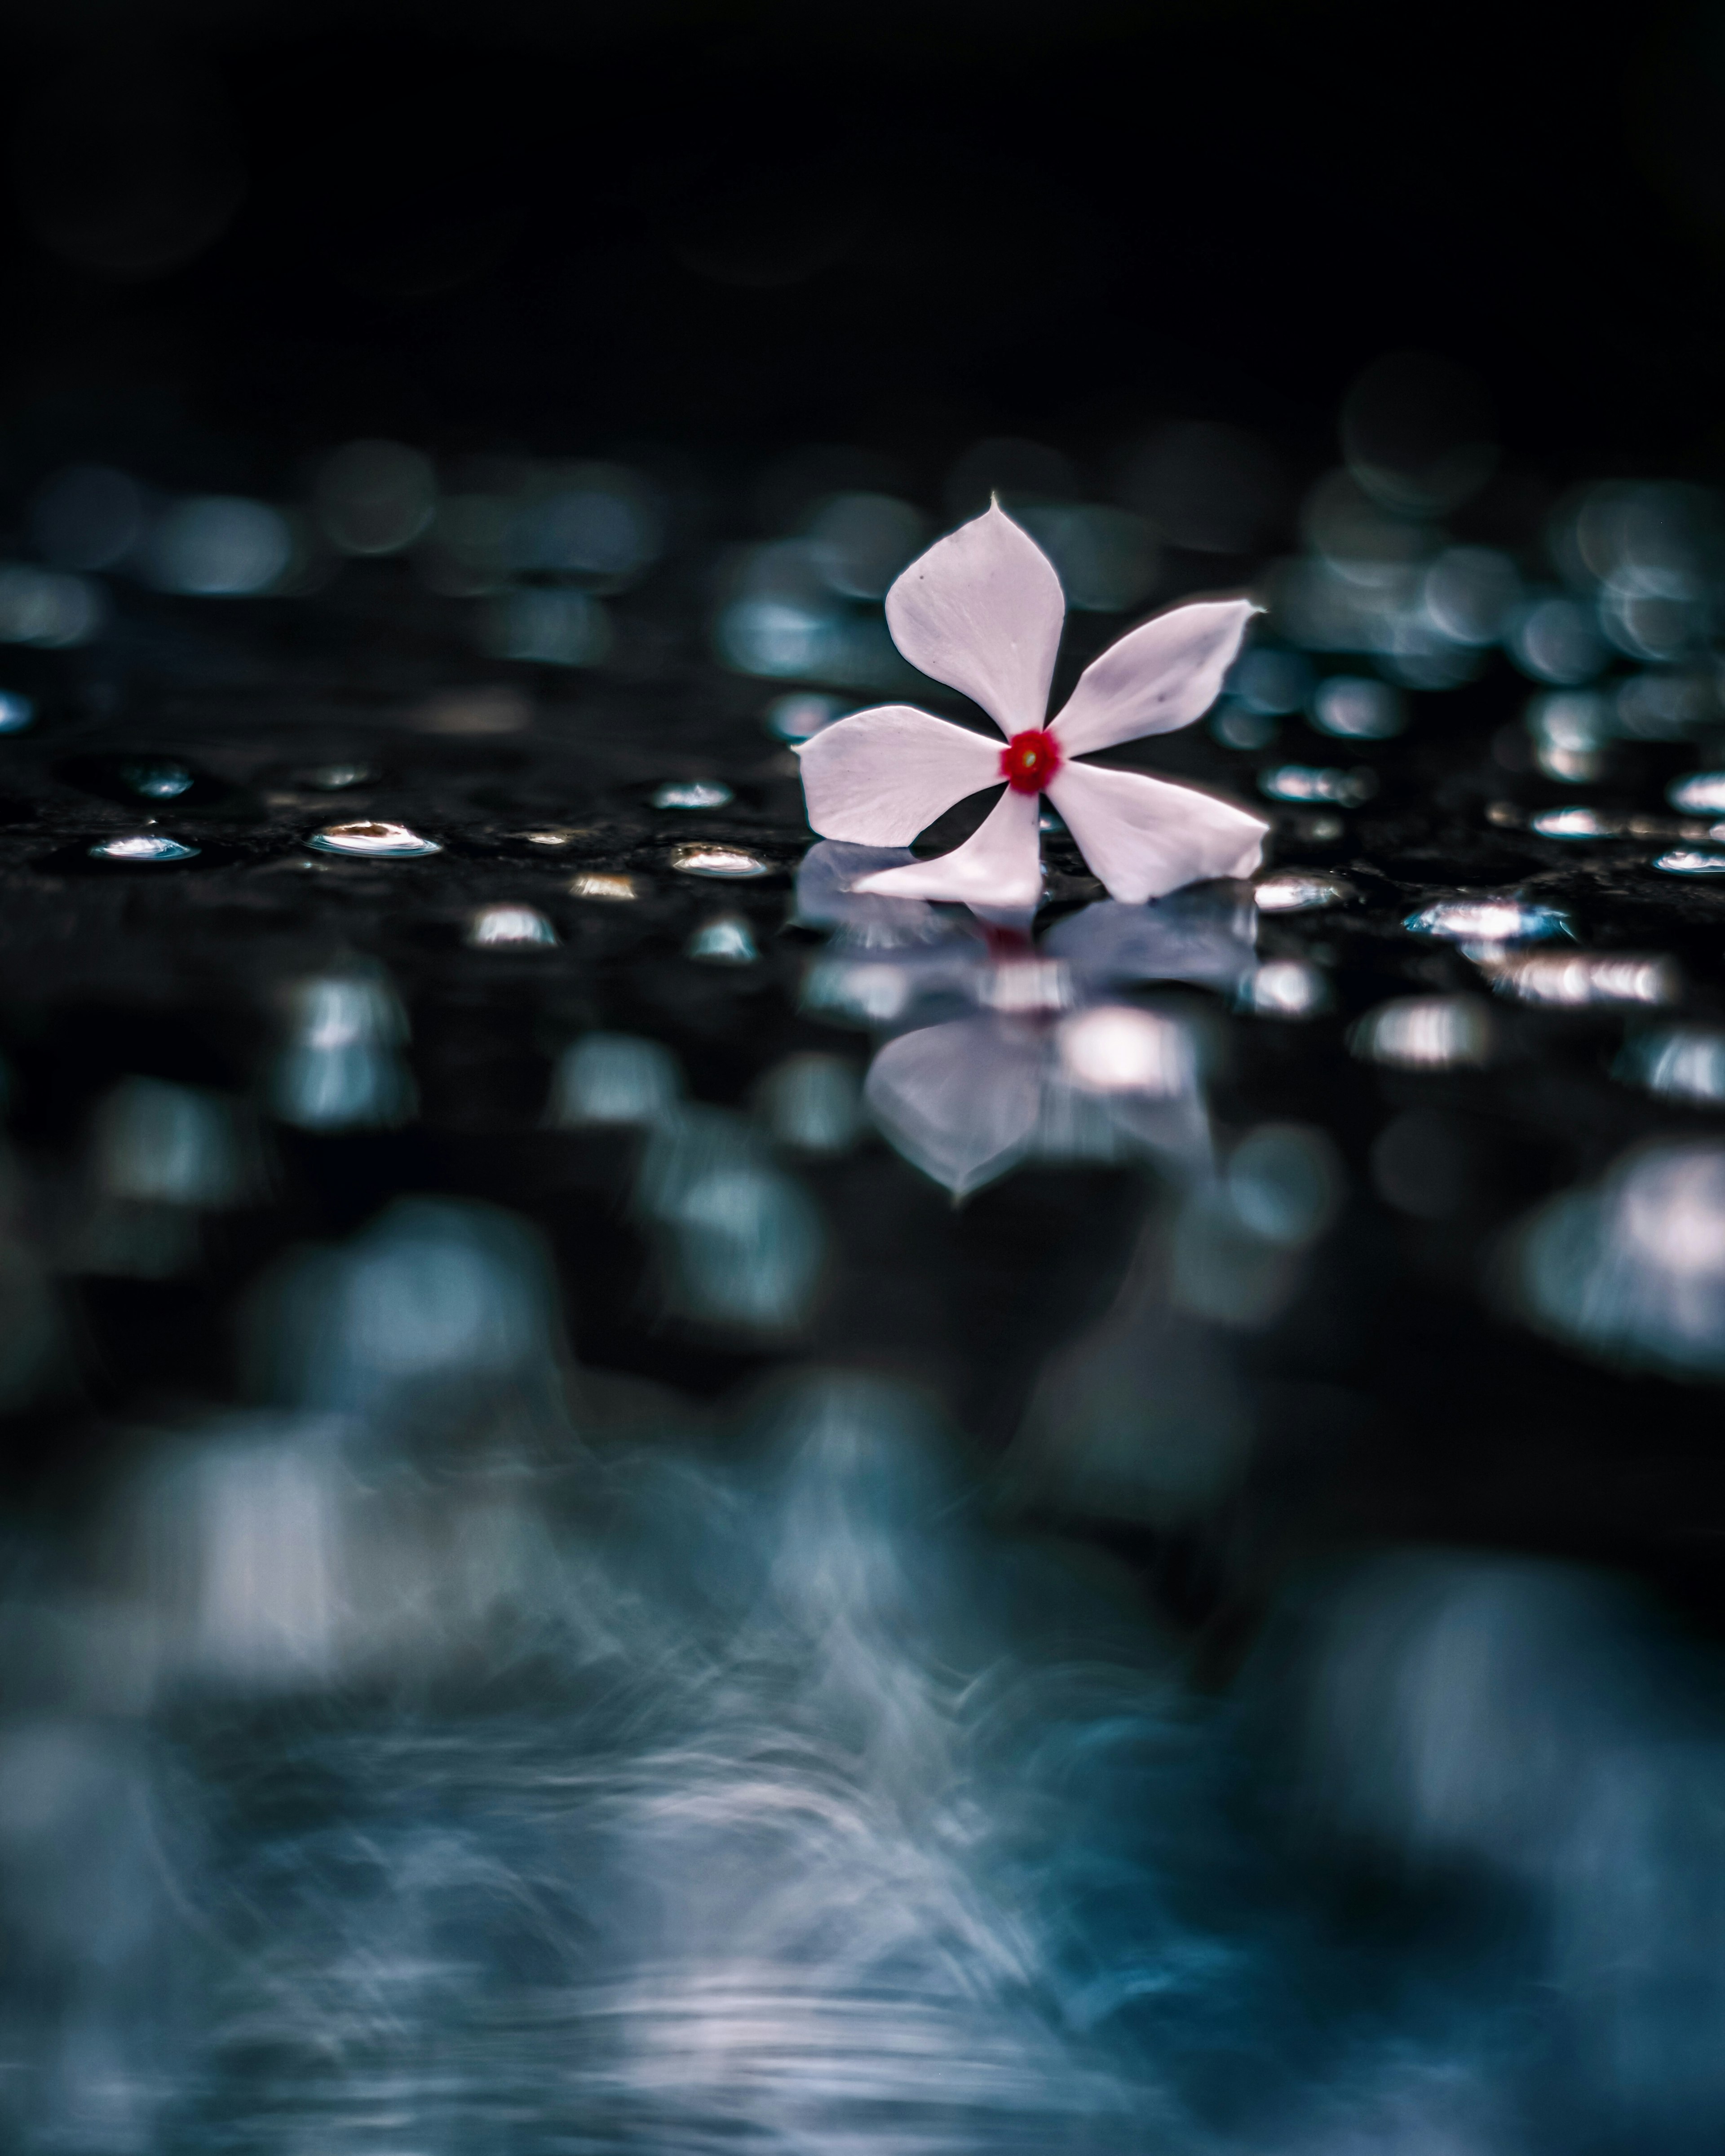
[1,1198,1723,2153]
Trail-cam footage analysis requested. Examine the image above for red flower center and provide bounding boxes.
[1000,729,1061,794]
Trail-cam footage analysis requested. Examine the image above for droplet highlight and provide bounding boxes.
[1404,898,1571,944]
[653,780,734,811]
[307,821,441,859]
[89,834,200,863]
[1258,764,1377,806]
[671,844,771,879]
[686,915,759,964]
[1529,807,1614,839]
[1654,849,1725,876]
[119,760,194,800]
[569,871,642,901]
[1239,958,1331,1018]
[1253,871,1355,913]
[1350,995,1494,1069]
[466,905,558,948]
[1668,773,1725,814]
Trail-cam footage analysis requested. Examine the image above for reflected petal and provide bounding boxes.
[885,504,1065,737]
[1042,891,1258,994]
[796,703,1002,844]
[794,838,943,941]
[1048,763,1266,903]
[1102,1087,1216,1174]
[865,1014,1042,1195]
[852,785,1041,907]
[1049,598,1256,755]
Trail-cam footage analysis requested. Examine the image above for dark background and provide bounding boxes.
[0,0,1722,501]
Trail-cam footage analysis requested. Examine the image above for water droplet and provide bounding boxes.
[0,566,103,648]
[1404,897,1571,943]
[1225,1123,1343,1245]
[1350,995,1494,1068]
[307,821,441,858]
[1258,764,1377,806]
[89,834,199,862]
[1238,958,1331,1018]
[1311,676,1405,741]
[1253,871,1356,912]
[316,440,435,557]
[671,844,771,879]
[272,974,415,1131]
[514,828,578,848]
[301,762,378,791]
[653,779,734,811]
[756,1053,863,1154]
[665,1162,825,1333]
[1516,1141,1725,1377]
[1529,807,1615,839]
[764,692,841,743]
[119,759,194,800]
[1509,594,1607,686]
[548,1034,681,1126]
[1654,849,1725,875]
[801,954,913,1026]
[147,497,292,596]
[686,914,758,963]
[0,693,35,733]
[1619,1025,1725,1103]
[1479,951,1680,1007]
[1282,809,1345,844]
[1212,704,1278,751]
[568,871,641,901]
[1525,689,1610,783]
[465,904,557,948]
[1057,1006,1194,1096]
[1668,772,1725,814]
[90,1077,252,1206]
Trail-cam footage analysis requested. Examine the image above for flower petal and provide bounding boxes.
[1048,598,1256,755]
[851,784,1043,908]
[796,704,1002,845]
[885,504,1065,737]
[1048,763,1266,903]
[864,1014,1043,1195]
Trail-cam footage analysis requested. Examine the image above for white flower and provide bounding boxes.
[796,503,1268,909]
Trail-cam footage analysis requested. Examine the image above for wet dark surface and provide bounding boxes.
[1,555,1724,1635]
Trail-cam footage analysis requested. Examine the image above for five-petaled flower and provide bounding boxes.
[796,503,1268,909]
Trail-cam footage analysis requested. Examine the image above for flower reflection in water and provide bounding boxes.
[866,996,1209,1199]
[796,840,1254,1197]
